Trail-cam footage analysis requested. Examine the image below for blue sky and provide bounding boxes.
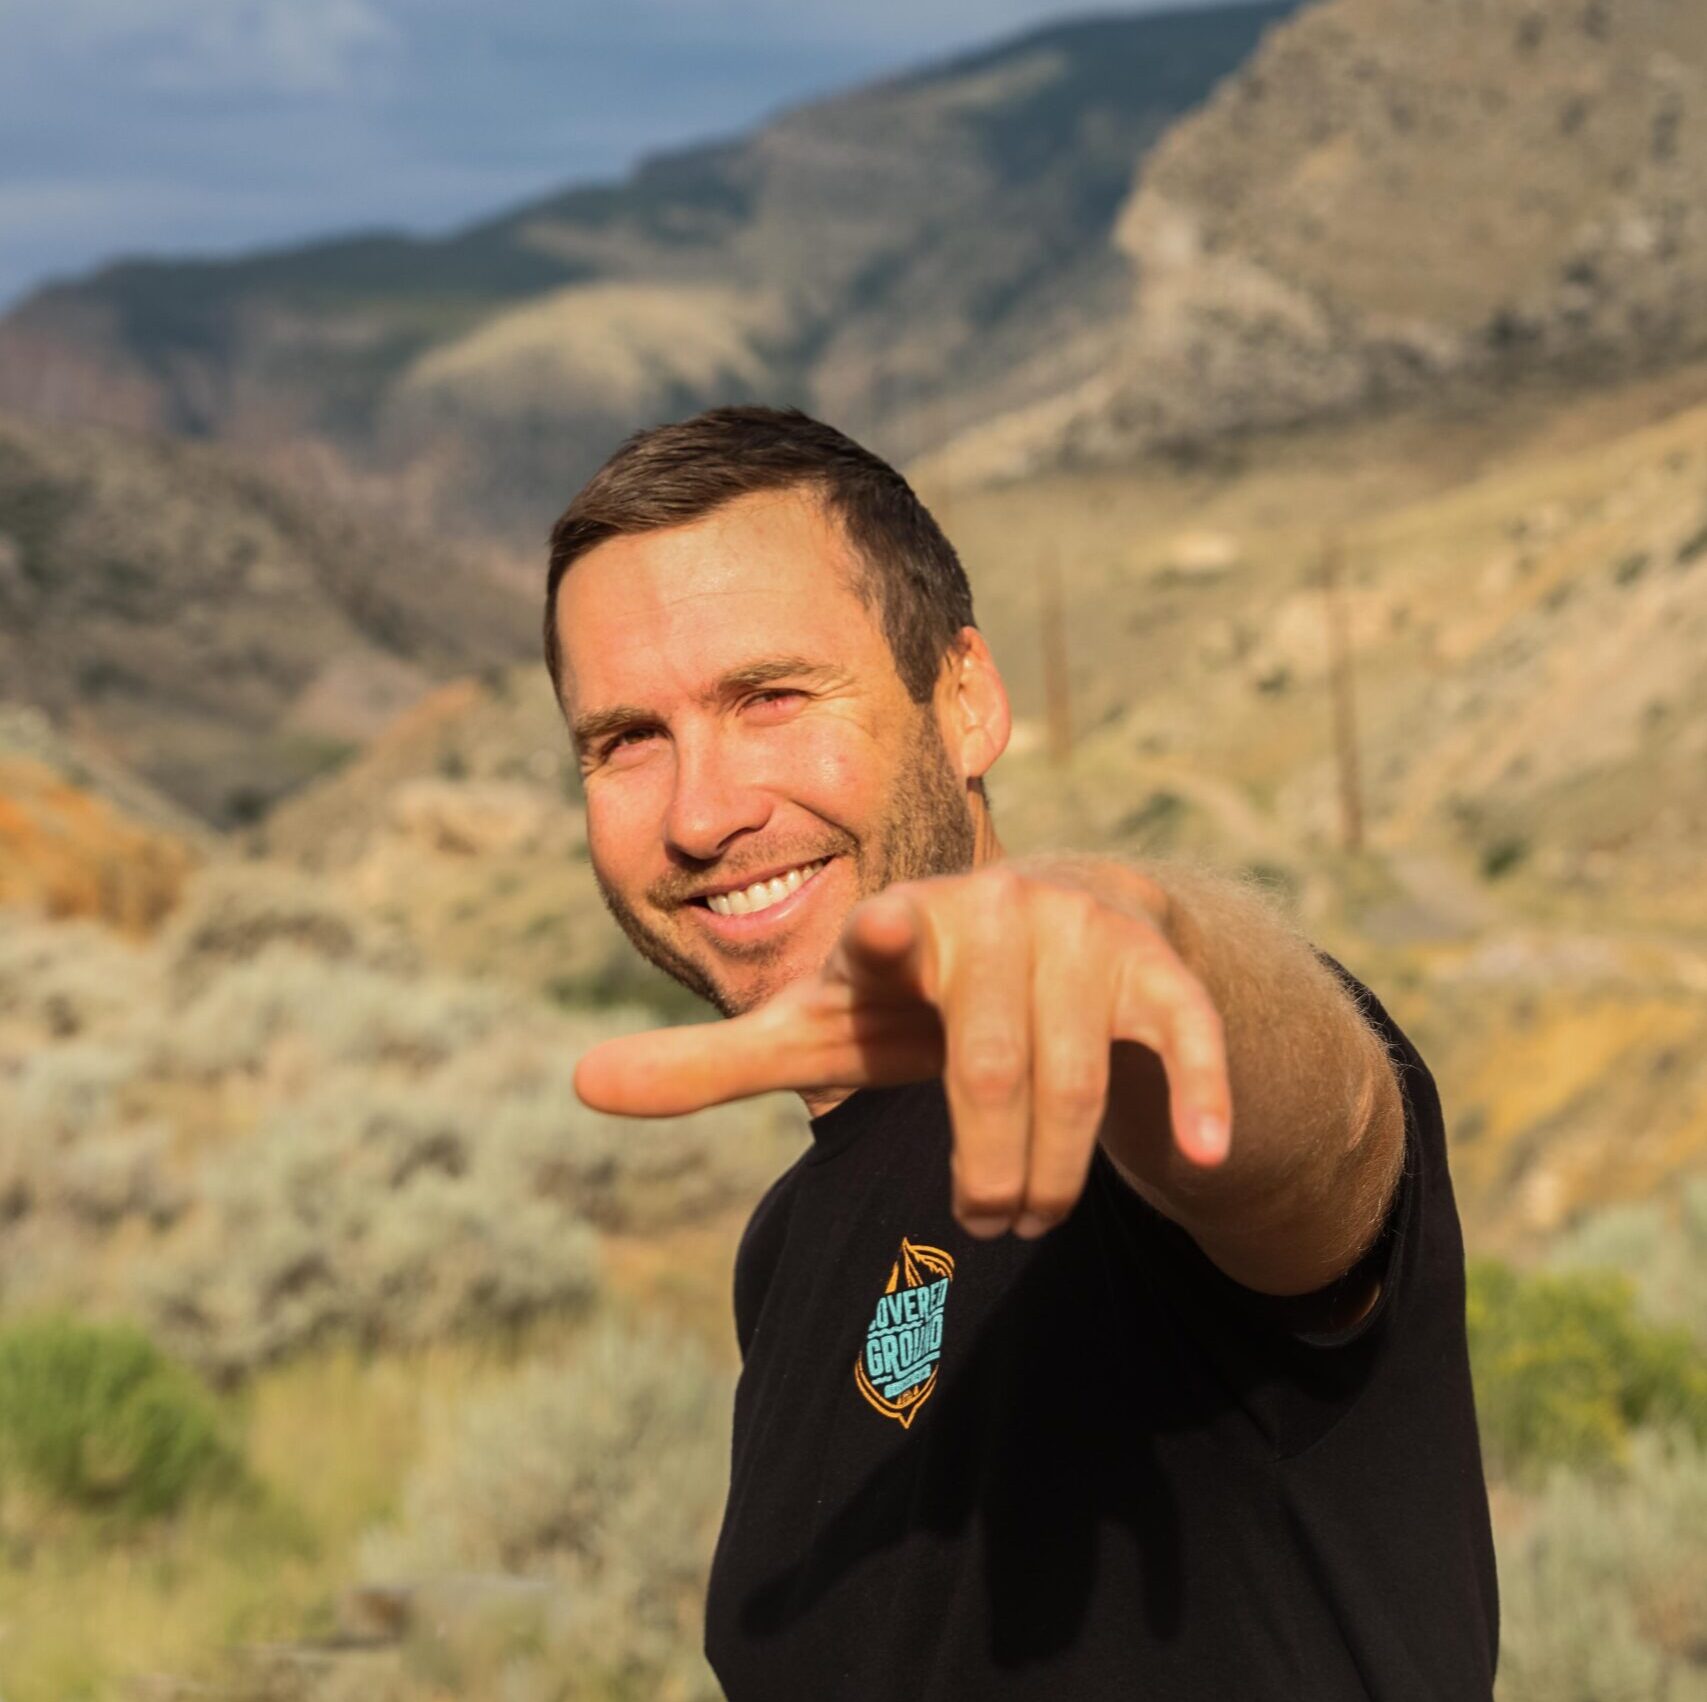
[0,0,1233,309]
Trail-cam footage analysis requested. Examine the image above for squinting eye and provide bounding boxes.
[747,689,803,712]
[601,727,659,762]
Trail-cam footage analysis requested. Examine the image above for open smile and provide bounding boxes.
[687,856,833,937]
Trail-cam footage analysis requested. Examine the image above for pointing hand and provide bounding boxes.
[573,865,1233,1238]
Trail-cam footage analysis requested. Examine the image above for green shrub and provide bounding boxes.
[543,955,710,1024]
[1467,1258,1707,1481]
[2,883,804,1375]
[1495,1429,1707,1702]
[359,1314,732,1701]
[1480,836,1530,880]
[0,1315,242,1518]
[1547,1179,1707,1348]
[0,909,153,1040]
[153,862,419,1003]
[140,1074,604,1378]
[151,943,517,1079]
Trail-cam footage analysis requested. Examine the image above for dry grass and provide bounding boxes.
[0,1315,597,1702]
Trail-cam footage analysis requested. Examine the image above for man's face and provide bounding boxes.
[554,487,980,1015]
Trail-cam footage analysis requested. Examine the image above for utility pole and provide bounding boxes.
[1322,531,1364,854]
[1040,549,1073,766]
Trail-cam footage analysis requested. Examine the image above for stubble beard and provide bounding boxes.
[591,707,978,1017]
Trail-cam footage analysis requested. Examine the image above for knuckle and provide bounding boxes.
[955,1040,1026,1106]
[1118,908,1170,951]
[958,1178,1025,1218]
[1039,1059,1106,1123]
[959,1063,1026,1110]
[1179,994,1226,1054]
[1186,979,1223,1025]
[1050,885,1100,927]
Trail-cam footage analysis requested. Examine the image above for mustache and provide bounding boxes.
[647,831,859,909]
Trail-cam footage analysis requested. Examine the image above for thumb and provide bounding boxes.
[573,1005,799,1117]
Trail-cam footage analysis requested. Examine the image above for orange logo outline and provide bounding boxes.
[854,1238,955,1428]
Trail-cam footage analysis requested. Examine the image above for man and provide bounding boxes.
[545,405,1498,1699]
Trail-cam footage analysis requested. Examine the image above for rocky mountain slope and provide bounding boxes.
[0,5,1297,539]
[0,410,536,825]
[932,0,1707,479]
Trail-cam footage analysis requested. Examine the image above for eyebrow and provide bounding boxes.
[571,656,849,751]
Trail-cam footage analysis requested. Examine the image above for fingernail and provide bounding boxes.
[960,1214,1010,1239]
[1013,1212,1052,1239]
[1195,1113,1230,1162]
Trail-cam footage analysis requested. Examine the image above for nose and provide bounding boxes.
[664,724,773,862]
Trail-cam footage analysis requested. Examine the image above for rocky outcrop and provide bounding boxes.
[0,748,201,935]
[932,0,1707,479]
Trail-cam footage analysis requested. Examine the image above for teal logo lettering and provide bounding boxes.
[854,1239,955,1428]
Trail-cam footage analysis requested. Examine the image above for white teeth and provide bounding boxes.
[705,859,825,918]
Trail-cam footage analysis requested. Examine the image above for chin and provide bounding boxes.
[708,950,822,1017]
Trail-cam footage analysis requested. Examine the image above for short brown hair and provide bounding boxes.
[543,405,976,703]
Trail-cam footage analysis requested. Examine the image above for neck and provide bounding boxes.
[971,794,1004,868]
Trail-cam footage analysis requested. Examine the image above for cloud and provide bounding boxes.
[0,0,1222,309]
[5,0,397,97]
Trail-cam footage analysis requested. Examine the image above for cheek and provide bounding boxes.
[585,777,668,889]
[778,725,887,819]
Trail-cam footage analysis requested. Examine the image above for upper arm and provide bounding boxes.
[1273,998,1408,1333]
[1264,950,1411,1342]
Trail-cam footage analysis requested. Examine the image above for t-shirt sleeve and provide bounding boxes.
[1086,949,1442,1459]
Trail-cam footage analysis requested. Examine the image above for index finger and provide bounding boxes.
[830,888,936,999]
[573,1006,798,1117]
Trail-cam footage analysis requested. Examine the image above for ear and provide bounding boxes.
[940,627,1010,783]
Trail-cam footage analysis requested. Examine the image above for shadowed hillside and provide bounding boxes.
[0,4,1297,540]
[0,411,536,825]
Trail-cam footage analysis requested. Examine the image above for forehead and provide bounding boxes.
[554,487,888,710]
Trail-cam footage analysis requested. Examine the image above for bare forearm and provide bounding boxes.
[1010,852,1405,1295]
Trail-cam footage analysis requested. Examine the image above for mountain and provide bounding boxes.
[0,410,537,825]
[927,0,1707,479]
[0,4,1298,539]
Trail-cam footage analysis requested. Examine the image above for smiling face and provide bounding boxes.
[553,485,1007,1015]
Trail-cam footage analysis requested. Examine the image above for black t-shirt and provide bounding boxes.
[704,954,1499,1699]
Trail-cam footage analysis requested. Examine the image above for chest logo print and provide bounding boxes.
[854,1238,955,1428]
